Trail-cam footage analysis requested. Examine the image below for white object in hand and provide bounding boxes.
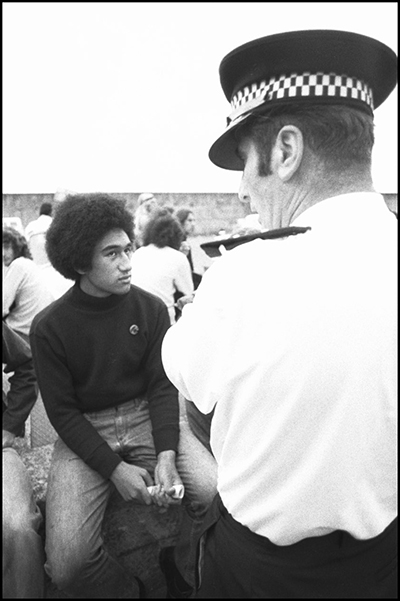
[147,484,185,499]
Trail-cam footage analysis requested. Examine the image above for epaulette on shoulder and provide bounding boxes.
[200,226,311,258]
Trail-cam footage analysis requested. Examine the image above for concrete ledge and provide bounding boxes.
[18,441,53,504]
[103,491,183,598]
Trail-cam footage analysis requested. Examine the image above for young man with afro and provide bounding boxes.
[29,193,183,598]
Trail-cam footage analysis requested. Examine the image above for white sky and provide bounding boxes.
[2,2,398,194]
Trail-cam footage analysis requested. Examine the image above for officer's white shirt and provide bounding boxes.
[162,192,397,545]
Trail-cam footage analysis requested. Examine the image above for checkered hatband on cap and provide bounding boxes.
[227,72,374,125]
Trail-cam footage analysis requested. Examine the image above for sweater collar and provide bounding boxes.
[69,281,128,311]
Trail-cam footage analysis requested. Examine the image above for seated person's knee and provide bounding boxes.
[45,545,86,590]
[3,504,41,537]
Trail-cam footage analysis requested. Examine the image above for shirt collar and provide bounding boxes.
[292,192,387,228]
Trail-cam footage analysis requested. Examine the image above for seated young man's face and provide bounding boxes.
[78,228,133,297]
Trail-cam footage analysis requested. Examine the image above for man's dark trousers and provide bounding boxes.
[195,495,397,599]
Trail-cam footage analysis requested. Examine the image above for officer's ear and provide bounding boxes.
[272,125,304,182]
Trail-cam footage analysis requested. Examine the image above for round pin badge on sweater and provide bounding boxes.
[129,324,139,335]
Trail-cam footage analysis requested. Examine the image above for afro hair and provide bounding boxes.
[46,193,134,280]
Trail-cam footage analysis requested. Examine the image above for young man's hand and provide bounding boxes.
[110,461,153,505]
[152,450,184,508]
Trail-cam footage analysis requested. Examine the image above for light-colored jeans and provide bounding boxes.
[173,397,217,587]
[45,398,155,598]
[2,446,45,598]
[45,397,217,597]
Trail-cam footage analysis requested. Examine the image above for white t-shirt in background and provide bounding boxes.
[130,244,194,324]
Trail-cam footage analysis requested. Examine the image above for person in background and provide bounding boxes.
[161,30,397,598]
[133,192,159,247]
[25,203,53,266]
[175,208,203,290]
[3,227,54,343]
[130,209,194,324]
[3,322,45,598]
[29,192,182,599]
[24,202,73,299]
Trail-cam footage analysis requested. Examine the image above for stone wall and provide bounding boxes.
[3,191,397,237]
[3,192,253,236]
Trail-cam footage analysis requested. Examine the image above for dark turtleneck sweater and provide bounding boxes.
[29,282,179,479]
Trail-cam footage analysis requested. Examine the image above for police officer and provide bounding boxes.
[162,30,397,598]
